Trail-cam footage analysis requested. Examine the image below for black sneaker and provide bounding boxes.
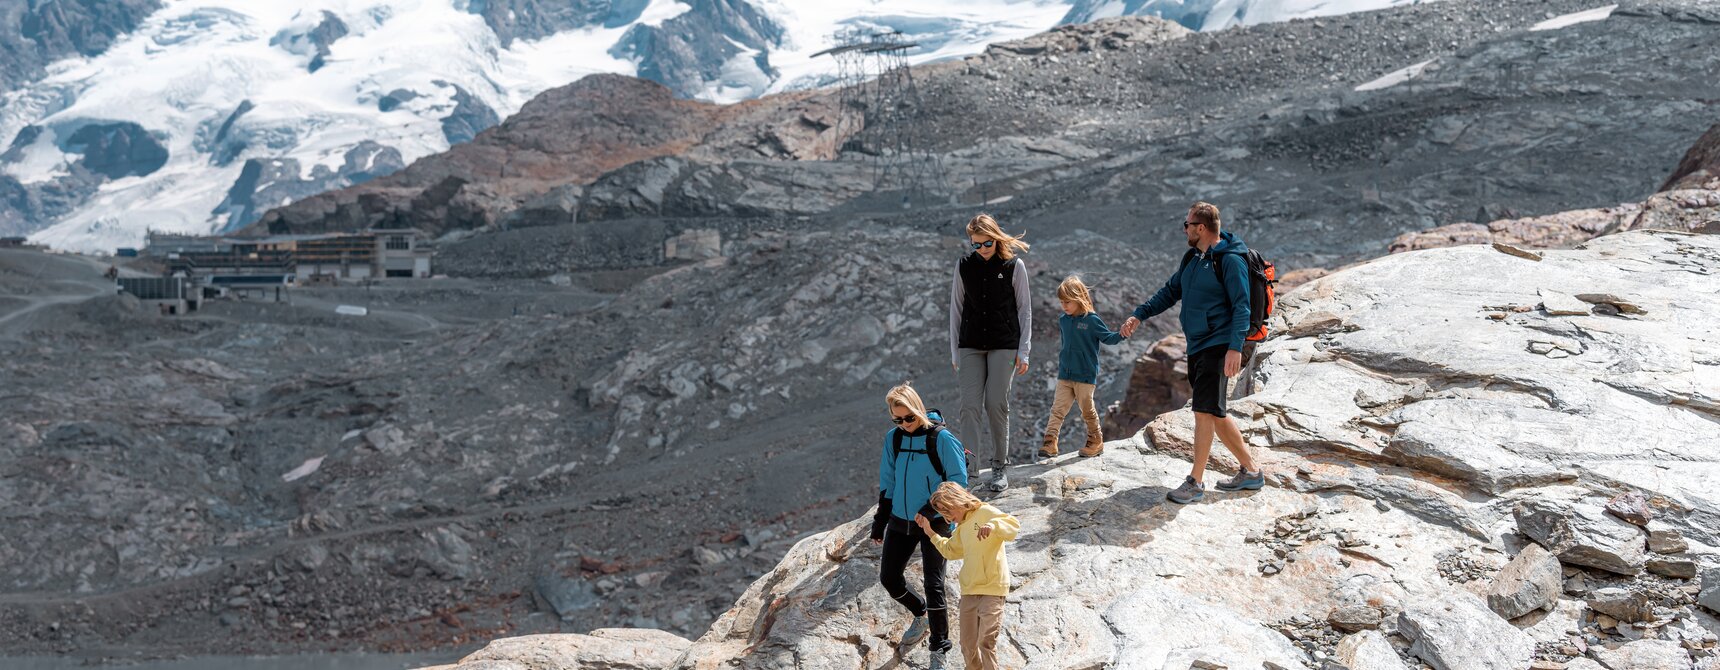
[1167,476,1205,504]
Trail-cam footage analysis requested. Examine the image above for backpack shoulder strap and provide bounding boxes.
[892,428,904,461]
[924,427,947,481]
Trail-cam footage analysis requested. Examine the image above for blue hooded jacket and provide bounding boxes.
[872,420,968,538]
[1132,230,1252,355]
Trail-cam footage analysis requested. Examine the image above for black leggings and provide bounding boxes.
[879,520,950,652]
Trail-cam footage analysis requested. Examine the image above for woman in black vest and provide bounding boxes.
[949,214,1031,491]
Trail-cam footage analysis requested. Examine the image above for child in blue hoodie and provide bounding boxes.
[1039,275,1127,459]
[872,383,968,666]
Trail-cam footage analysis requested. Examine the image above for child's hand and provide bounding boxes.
[977,523,993,540]
[914,514,931,531]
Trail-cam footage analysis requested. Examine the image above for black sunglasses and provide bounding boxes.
[1182,221,1198,228]
[970,240,995,250]
[891,415,916,424]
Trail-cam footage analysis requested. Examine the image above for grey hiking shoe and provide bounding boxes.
[899,616,928,651]
[1167,476,1205,504]
[989,472,1009,492]
[929,649,947,670]
[1216,467,1266,491]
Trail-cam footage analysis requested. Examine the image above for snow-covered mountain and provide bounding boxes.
[0,0,1416,252]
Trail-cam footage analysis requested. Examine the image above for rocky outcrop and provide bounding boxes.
[0,0,161,88]
[245,74,854,238]
[609,0,782,100]
[428,230,1720,669]
[1665,123,1720,191]
[425,628,691,670]
[1101,334,1187,439]
[61,121,169,180]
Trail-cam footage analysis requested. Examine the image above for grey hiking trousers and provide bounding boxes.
[957,348,1016,476]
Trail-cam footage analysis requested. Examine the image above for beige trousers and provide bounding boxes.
[958,594,1006,670]
[1045,380,1100,442]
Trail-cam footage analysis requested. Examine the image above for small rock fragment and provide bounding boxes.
[1493,242,1544,261]
[1604,491,1652,527]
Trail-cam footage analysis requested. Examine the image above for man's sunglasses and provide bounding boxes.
[970,240,995,250]
[891,415,916,424]
[1182,221,1199,228]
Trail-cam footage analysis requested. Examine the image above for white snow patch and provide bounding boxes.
[281,455,326,482]
[0,127,71,184]
[1530,4,1617,31]
[1355,58,1436,91]
[335,305,369,316]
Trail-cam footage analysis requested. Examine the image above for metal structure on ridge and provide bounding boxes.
[815,29,951,209]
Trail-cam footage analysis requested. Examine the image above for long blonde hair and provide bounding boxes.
[885,382,929,427]
[929,481,984,519]
[967,214,1029,260]
[1058,275,1094,315]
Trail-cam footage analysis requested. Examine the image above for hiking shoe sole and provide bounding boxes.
[1216,471,1266,491]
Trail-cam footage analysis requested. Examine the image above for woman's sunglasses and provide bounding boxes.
[970,240,995,250]
[891,415,916,424]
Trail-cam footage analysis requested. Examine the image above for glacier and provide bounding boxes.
[0,0,1419,253]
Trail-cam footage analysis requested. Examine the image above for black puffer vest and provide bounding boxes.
[958,254,1020,351]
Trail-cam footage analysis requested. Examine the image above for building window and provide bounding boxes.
[385,235,410,250]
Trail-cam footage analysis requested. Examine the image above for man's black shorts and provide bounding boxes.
[1188,344,1233,417]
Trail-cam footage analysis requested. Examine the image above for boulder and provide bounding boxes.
[1329,605,1387,633]
[1700,567,1720,615]
[1515,498,1648,575]
[1605,491,1653,526]
[1485,543,1562,619]
[1334,630,1409,670]
[1102,333,1188,439]
[433,629,692,670]
[1588,639,1693,670]
[1398,591,1536,670]
[1647,557,1698,580]
[1648,522,1690,554]
[1585,587,1654,623]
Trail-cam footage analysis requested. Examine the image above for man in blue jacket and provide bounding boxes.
[1120,202,1265,504]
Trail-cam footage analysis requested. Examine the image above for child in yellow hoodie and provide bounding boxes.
[915,482,1020,670]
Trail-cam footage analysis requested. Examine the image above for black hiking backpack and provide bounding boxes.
[889,408,972,481]
[1179,247,1278,342]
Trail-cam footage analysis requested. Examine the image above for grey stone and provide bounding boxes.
[1588,639,1693,670]
[1330,605,1387,632]
[1540,288,1592,316]
[1648,522,1689,554]
[1586,587,1654,623]
[1700,567,1720,615]
[1515,498,1648,575]
[1605,490,1653,527]
[1487,543,1563,619]
[1334,630,1409,670]
[1647,557,1698,580]
[1399,591,1536,670]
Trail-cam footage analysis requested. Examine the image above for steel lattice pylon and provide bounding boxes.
[814,30,951,209]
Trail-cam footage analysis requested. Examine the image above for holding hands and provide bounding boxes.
[1120,316,1140,339]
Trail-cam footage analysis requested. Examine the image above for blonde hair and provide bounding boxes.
[885,382,929,427]
[966,214,1030,260]
[1058,275,1094,315]
[929,481,984,519]
[1189,202,1221,231]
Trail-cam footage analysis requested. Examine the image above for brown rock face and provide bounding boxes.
[1663,123,1720,192]
[244,74,853,238]
[1103,334,1189,439]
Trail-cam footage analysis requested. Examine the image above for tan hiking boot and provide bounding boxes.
[1079,432,1103,458]
[1039,434,1059,459]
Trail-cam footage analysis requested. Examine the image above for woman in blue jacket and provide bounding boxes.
[873,383,968,667]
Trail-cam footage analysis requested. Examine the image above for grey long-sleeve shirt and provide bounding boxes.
[949,257,1032,367]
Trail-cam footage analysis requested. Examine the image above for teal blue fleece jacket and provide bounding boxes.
[1132,231,1252,354]
[1058,312,1126,384]
[875,425,968,530]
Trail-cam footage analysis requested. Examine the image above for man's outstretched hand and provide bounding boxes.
[1121,316,1140,338]
[1224,349,1243,377]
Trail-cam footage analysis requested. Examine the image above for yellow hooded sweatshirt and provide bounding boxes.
[925,503,1020,597]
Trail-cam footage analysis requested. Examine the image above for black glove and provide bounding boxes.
[871,491,892,541]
